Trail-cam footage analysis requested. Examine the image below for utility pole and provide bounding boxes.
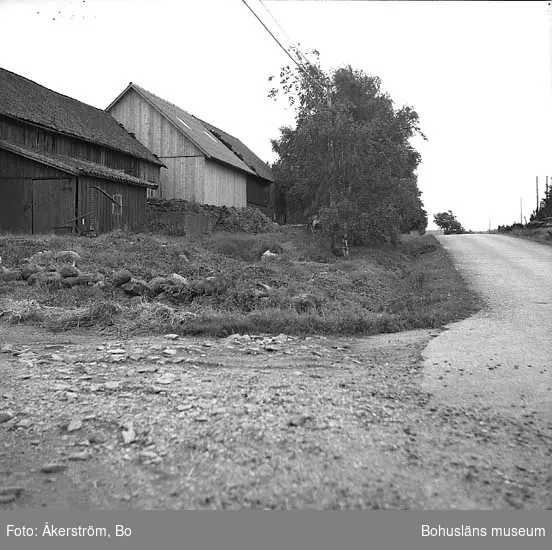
[536,176,539,214]
[520,197,523,225]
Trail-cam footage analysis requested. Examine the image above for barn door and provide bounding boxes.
[0,177,32,232]
[32,178,75,234]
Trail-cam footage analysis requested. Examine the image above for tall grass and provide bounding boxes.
[0,230,480,337]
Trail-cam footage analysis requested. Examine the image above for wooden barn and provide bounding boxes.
[0,68,165,234]
[106,84,274,211]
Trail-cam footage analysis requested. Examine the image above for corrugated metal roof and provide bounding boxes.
[0,68,164,166]
[0,140,158,188]
[196,118,274,183]
[121,84,257,176]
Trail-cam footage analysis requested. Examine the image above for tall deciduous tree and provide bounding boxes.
[269,54,427,245]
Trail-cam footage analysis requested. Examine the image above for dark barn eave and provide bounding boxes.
[0,140,158,188]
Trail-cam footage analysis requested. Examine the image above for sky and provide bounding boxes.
[0,0,550,231]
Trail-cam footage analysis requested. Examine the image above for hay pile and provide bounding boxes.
[147,199,278,234]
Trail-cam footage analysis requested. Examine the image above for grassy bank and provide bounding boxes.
[496,227,552,247]
[0,229,480,337]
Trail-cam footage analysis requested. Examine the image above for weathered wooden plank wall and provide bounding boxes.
[155,156,205,201]
[109,89,201,200]
[203,160,246,207]
[32,178,75,233]
[78,176,146,232]
[0,115,159,184]
[108,89,200,158]
[0,148,70,233]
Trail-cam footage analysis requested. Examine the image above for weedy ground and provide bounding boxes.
[496,227,552,248]
[0,229,480,337]
[2,230,547,510]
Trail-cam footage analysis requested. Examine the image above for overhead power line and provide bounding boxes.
[257,0,312,68]
[239,0,327,94]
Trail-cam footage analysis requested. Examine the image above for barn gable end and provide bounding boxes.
[107,83,274,211]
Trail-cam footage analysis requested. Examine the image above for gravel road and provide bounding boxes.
[423,234,551,426]
[1,233,550,509]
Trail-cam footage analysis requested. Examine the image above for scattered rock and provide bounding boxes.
[137,366,158,373]
[156,374,176,385]
[20,263,43,280]
[256,282,272,293]
[68,452,90,461]
[149,276,168,296]
[61,276,79,288]
[59,264,81,279]
[27,271,62,288]
[195,276,224,296]
[121,279,150,296]
[269,245,284,254]
[104,381,121,390]
[15,418,32,428]
[28,251,55,265]
[112,269,133,287]
[138,450,159,460]
[88,432,106,445]
[55,251,81,264]
[287,415,314,427]
[261,250,279,261]
[164,334,179,340]
[40,463,67,474]
[66,418,83,432]
[121,425,136,445]
[0,412,14,423]
[166,273,189,286]
[264,344,282,352]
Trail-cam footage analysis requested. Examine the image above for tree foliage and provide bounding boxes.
[433,211,465,235]
[531,184,552,221]
[269,52,427,245]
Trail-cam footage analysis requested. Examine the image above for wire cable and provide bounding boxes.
[257,0,312,68]
[240,0,327,94]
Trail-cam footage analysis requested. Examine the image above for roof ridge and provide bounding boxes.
[131,83,197,120]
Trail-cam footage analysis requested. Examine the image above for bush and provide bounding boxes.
[433,211,465,235]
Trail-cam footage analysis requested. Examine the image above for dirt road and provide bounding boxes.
[423,234,551,424]
[0,234,550,509]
